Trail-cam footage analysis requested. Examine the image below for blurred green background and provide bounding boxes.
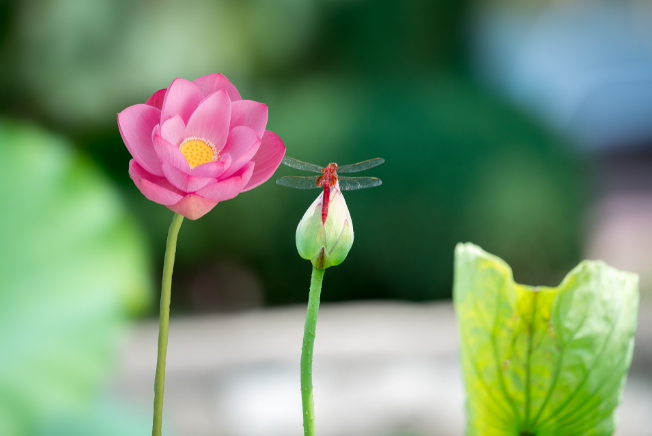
[0,0,587,307]
[0,0,610,434]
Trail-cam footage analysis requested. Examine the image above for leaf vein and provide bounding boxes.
[535,291,623,430]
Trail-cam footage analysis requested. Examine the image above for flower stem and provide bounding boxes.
[152,212,184,436]
[301,266,325,436]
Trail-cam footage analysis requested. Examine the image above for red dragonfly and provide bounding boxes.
[277,156,384,224]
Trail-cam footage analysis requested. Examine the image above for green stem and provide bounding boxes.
[152,212,184,436]
[301,266,325,436]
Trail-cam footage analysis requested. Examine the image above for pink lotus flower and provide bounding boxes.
[118,74,286,219]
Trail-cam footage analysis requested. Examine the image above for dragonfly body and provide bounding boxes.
[277,157,384,224]
[317,163,338,224]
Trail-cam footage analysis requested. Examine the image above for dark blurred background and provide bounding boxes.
[1,0,651,435]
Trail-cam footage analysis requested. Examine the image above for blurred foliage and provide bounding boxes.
[0,0,323,128]
[454,243,638,436]
[0,120,151,434]
[36,397,154,436]
[0,0,587,310]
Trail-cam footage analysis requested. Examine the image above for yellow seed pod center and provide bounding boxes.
[179,137,217,169]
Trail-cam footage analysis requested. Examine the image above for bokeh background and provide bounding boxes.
[1,0,651,435]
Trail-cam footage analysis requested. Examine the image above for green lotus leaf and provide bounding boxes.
[454,243,638,436]
[0,120,151,435]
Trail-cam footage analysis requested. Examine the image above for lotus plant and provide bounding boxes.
[296,183,354,436]
[117,73,286,436]
[277,156,383,436]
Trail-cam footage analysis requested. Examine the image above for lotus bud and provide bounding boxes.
[296,182,354,269]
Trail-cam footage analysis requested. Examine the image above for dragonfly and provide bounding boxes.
[277,156,385,224]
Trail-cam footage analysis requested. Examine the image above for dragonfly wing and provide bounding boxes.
[276,176,322,189]
[281,156,324,173]
[338,176,382,191]
[337,158,385,173]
